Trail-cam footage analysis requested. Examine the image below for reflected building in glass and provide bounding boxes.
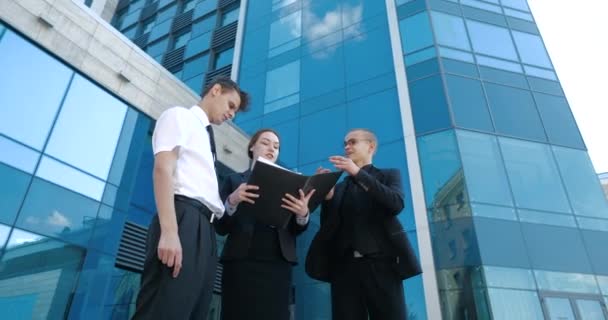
[600,173,608,200]
[2,0,608,319]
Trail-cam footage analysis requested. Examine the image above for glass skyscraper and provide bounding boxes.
[2,0,608,319]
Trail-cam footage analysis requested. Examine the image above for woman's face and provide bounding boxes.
[250,131,280,163]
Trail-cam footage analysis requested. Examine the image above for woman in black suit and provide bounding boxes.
[216,128,315,320]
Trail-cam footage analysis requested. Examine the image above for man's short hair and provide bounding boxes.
[348,128,378,154]
[202,76,250,112]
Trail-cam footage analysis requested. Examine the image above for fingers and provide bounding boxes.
[172,252,182,278]
[158,247,182,278]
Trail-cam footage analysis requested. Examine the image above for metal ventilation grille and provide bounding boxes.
[133,33,150,48]
[205,65,232,85]
[162,46,186,70]
[141,2,158,20]
[213,262,223,294]
[115,221,148,273]
[211,21,238,48]
[172,11,194,33]
[219,0,238,9]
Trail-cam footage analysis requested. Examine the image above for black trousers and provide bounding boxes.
[133,197,217,320]
[221,259,292,320]
[330,257,407,320]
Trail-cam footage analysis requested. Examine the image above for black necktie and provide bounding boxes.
[206,125,217,162]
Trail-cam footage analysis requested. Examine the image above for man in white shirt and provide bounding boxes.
[133,77,249,319]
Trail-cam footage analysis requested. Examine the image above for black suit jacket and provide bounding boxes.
[305,165,421,281]
[215,171,308,264]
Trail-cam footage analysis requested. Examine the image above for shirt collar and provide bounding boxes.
[190,105,210,127]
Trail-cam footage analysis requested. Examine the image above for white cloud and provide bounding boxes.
[47,210,72,228]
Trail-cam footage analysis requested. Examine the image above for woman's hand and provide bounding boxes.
[282,189,316,217]
[228,183,259,206]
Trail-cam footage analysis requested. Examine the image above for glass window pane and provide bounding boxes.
[301,45,344,101]
[545,297,576,320]
[499,137,570,213]
[16,177,100,245]
[598,276,608,296]
[184,73,205,94]
[405,47,436,65]
[446,76,494,132]
[523,65,557,80]
[487,288,543,320]
[173,31,191,49]
[192,14,217,37]
[500,0,530,12]
[149,19,172,42]
[431,11,471,50]
[535,270,600,294]
[518,209,576,227]
[35,156,105,201]
[484,266,536,290]
[157,4,177,23]
[485,83,546,141]
[576,300,606,320]
[417,130,465,208]
[0,224,9,251]
[0,228,85,319]
[344,27,394,85]
[194,0,215,19]
[214,47,234,69]
[512,31,552,68]
[457,131,513,206]
[534,92,584,148]
[265,60,300,103]
[461,0,502,13]
[553,146,608,219]
[471,203,517,221]
[302,1,344,43]
[577,217,608,232]
[45,75,127,180]
[269,11,301,50]
[347,89,403,144]
[466,20,518,60]
[145,37,169,58]
[0,163,32,225]
[221,7,239,26]
[299,105,346,164]
[183,54,209,79]
[399,12,434,54]
[475,218,530,267]
[0,31,74,150]
[439,47,474,63]
[0,136,40,173]
[89,205,127,254]
[408,75,451,134]
[182,0,197,12]
[184,32,211,59]
[476,55,522,73]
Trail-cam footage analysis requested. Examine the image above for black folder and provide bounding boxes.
[237,158,342,229]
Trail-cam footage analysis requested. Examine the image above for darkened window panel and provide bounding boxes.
[192,15,216,37]
[500,0,530,12]
[149,19,172,42]
[214,47,234,69]
[45,75,127,181]
[129,142,156,214]
[268,10,301,57]
[484,83,546,141]
[475,218,530,268]
[431,11,470,50]
[184,73,205,94]
[16,178,100,246]
[302,46,345,100]
[404,237,427,319]
[0,228,85,320]
[553,147,608,219]
[146,37,169,58]
[182,0,197,13]
[406,57,441,81]
[299,105,347,164]
[533,93,584,149]
[512,31,552,69]
[499,137,571,213]
[140,18,155,35]
[126,205,155,229]
[399,12,433,54]
[157,3,177,23]
[301,89,346,116]
[121,9,142,29]
[405,47,436,66]
[479,66,528,89]
[68,251,140,319]
[183,54,209,79]
[89,205,127,255]
[234,73,265,122]
[445,75,494,132]
[344,27,393,86]
[580,230,608,275]
[347,89,403,144]
[0,30,74,150]
[296,283,332,319]
[408,75,451,135]
[0,163,31,225]
[221,6,240,26]
[346,72,395,102]
[172,31,191,49]
[263,104,299,127]
[431,218,480,268]
[438,46,474,63]
[270,119,299,169]
[518,210,576,228]
[457,131,513,206]
[527,76,563,96]
[466,20,518,61]
[521,223,592,273]
[417,130,465,209]
[0,135,40,174]
[264,60,300,113]
[241,25,270,69]
[487,288,543,320]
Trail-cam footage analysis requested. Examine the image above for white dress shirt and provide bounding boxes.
[152,106,225,218]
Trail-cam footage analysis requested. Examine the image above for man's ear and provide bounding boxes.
[212,83,222,96]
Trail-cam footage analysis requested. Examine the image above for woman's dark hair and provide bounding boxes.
[247,128,280,159]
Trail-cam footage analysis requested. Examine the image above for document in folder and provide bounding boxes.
[238,157,342,229]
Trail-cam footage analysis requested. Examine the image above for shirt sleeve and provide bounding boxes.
[224,199,238,216]
[295,213,309,226]
[152,107,189,155]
